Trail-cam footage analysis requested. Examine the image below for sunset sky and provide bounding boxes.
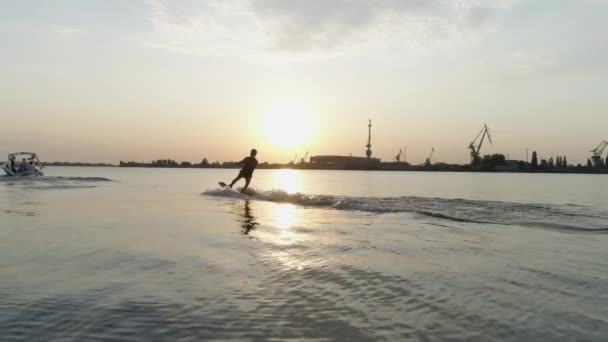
[1,0,607,164]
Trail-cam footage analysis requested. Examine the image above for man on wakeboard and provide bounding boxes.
[223,149,258,192]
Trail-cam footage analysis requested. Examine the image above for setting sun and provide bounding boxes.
[260,100,315,149]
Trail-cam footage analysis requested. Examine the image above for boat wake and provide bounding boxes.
[203,188,608,232]
[45,176,112,182]
[0,176,112,189]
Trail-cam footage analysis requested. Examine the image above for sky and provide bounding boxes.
[1,0,607,165]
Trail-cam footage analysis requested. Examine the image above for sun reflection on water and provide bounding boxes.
[266,204,316,270]
[271,203,298,229]
[266,203,300,245]
[238,200,324,271]
[273,169,302,193]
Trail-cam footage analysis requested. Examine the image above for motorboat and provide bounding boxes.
[1,152,44,176]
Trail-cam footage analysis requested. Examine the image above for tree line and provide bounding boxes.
[529,151,570,169]
[527,151,608,171]
[476,152,574,171]
[119,158,223,168]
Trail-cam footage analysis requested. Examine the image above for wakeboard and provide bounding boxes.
[218,181,254,197]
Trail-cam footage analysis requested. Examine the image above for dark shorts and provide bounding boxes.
[238,170,253,180]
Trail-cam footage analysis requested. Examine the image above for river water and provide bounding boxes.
[1,167,607,341]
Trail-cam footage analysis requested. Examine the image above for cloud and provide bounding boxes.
[144,0,521,58]
[144,0,261,57]
[50,25,83,37]
[251,0,516,53]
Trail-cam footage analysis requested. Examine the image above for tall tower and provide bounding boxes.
[366,119,372,159]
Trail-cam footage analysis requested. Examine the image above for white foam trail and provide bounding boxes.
[203,187,608,232]
[0,176,112,182]
[203,187,255,199]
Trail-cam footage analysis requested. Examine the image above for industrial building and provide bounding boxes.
[310,119,382,169]
[309,155,381,168]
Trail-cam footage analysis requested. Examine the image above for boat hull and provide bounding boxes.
[1,163,43,177]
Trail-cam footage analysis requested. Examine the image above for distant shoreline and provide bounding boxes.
[43,162,608,174]
[43,162,115,167]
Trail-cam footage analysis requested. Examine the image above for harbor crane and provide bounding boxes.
[289,154,298,165]
[469,124,492,165]
[424,148,435,167]
[590,141,608,168]
[300,152,309,164]
[395,148,402,162]
[366,119,373,159]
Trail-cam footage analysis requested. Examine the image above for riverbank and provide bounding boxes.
[43,162,608,174]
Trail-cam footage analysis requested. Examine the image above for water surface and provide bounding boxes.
[1,167,607,341]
